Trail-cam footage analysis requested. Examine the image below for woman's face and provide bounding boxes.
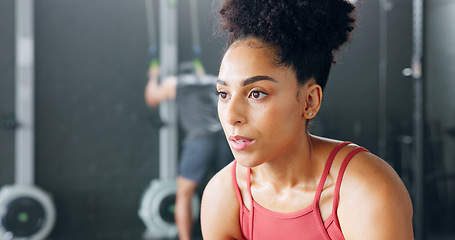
[217,39,308,167]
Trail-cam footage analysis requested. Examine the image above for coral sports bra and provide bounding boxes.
[231,142,368,240]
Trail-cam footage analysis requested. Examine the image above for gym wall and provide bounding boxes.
[425,0,455,231]
[34,0,157,239]
[0,0,16,185]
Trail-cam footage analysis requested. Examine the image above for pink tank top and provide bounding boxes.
[232,142,368,240]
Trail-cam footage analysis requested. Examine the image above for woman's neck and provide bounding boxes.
[251,133,323,191]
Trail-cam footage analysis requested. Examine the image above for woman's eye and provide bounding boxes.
[249,91,267,99]
[217,91,228,100]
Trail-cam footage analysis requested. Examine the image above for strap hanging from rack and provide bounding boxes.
[188,0,205,74]
[145,0,159,72]
[145,0,158,57]
[189,0,201,56]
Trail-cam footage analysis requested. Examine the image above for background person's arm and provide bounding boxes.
[144,65,177,107]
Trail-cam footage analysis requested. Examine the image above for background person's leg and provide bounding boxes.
[176,137,215,239]
[175,176,198,240]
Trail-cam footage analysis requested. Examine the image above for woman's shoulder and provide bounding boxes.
[201,161,246,239]
[313,137,414,239]
[202,161,236,206]
[311,136,405,187]
[314,137,411,209]
[329,140,409,202]
[340,144,409,201]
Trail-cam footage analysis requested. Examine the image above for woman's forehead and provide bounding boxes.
[220,44,293,79]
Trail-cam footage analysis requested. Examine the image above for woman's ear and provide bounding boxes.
[302,82,322,119]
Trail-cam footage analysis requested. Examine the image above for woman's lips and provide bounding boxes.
[229,136,255,151]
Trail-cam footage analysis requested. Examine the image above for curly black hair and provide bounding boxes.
[217,0,356,90]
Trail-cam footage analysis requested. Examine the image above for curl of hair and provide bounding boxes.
[218,0,356,90]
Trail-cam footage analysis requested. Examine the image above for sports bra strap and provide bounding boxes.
[232,161,255,239]
[332,146,368,228]
[313,142,351,205]
[247,168,254,239]
[232,161,243,208]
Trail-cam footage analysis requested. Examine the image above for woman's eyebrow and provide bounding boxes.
[216,79,227,86]
[243,75,278,86]
[216,75,278,87]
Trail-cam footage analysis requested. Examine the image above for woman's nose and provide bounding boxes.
[220,96,247,126]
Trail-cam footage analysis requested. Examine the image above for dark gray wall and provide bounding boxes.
[0,0,16,184]
[426,0,455,234]
[426,0,455,180]
[34,0,157,239]
[385,0,414,174]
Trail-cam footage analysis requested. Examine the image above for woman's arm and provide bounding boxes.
[201,163,245,240]
[338,151,414,240]
[144,66,177,107]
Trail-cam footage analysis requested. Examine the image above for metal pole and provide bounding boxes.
[412,0,424,239]
[15,0,35,185]
[378,0,391,160]
[159,0,178,180]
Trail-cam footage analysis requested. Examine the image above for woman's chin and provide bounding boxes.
[235,157,264,169]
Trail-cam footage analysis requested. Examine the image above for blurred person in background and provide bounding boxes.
[145,60,232,240]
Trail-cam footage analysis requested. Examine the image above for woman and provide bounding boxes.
[201,0,414,239]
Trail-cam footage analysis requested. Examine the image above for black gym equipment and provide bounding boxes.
[0,186,55,240]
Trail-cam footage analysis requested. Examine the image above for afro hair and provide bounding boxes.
[217,0,356,90]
